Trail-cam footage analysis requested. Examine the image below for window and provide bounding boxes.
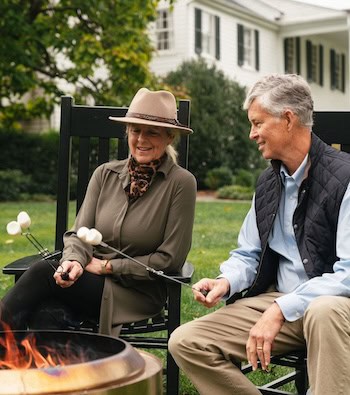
[155,9,173,51]
[306,40,323,86]
[284,37,300,74]
[237,24,259,70]
[195,8,220,59]
[330,49,345,92]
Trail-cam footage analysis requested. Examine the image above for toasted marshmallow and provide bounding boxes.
[6,221,22,236]
[77,226,90,243]
[17,211,31,229]
[85,228,103,245]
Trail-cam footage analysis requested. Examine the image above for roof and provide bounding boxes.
[230,0,346,24]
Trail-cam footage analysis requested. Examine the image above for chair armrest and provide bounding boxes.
[2,251,61,281]
[166,261,194,283]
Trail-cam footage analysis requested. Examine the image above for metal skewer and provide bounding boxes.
[98,241,208,296]
[23,231,50,257]
[22,231,69,280]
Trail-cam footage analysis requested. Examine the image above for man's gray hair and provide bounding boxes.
[243,74,314,128]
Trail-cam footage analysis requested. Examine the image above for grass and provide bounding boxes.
[0,199,295,394]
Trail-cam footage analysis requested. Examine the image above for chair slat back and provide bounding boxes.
[313,111,350,153]
[55,95,190,250]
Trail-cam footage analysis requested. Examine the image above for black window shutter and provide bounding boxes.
[341,54,345,92]
[195,8,202,55]
[296,37,301,74]
[319,45,323,86]
[330,49,336,89]
[255,30,260,71]
[238,24,244,66]
[306,40,312,81]
[215,16,220,60]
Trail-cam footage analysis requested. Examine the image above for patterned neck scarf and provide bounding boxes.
[126,155,166,200]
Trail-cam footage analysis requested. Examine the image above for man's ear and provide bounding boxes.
[284,109,296,131]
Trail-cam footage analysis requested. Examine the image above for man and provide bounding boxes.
[169,74,350,395]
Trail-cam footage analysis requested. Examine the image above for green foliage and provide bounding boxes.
[0,128,121,200]
[0,0,165,128]
[217,185,254,201]
[164,58,266,188]
[234,168,255,188]
[0,170,32,201]
[0,128,59,199]
[204,166,233,190]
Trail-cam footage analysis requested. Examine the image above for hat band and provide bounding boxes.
[126,111,186,128]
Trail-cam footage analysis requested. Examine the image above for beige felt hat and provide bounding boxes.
[109,88,193,134]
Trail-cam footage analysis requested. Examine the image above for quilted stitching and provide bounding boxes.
[249,133,350,296]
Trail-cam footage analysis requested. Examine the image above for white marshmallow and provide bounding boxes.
[17,211,31,229]
[85,228,103,245]
[6,221,22,236]
[77,226,90,242]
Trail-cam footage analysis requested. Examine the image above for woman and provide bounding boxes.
[1,88,197,335]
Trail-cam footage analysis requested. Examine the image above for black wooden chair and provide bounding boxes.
[240,111,350,395]
[2,95,194,395]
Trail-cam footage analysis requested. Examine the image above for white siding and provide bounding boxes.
[149,0,350,110]
[150,1,194,76]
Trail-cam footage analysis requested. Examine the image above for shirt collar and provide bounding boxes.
[105,154,175,190]
[280,154,309,187]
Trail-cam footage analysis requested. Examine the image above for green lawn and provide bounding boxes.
[0,200,295,394]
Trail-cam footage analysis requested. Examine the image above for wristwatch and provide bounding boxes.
[101,259,111,274]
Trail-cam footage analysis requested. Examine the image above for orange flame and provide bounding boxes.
[0,322,85,370]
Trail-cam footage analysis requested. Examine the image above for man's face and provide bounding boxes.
[247,100,290,160]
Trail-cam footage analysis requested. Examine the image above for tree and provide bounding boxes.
[0,0,164,129]
[164,58,266,188]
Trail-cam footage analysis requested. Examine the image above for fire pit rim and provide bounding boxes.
[0,329,146,395]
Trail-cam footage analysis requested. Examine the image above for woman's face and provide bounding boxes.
[128,125,174,163]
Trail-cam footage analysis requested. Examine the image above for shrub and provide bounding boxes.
[0,169,32,201]
[204,166,233,190]
[217,185,253,201]
[235,169,255,188]
[0,128,59,197]
[164,59,265,188]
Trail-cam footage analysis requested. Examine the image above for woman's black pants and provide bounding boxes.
[0,259,105,330]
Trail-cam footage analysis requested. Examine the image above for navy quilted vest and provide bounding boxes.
[245,133,350,298]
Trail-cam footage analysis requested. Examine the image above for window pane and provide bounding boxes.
[311,44,318,82]
[155,9,173,51]
[201,12,214,56]
[286,38,295,74]
[243,26,253,67]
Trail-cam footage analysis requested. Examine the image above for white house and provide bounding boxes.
[149,0,350,110]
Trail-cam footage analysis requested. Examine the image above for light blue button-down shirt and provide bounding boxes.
[219,154,350,321]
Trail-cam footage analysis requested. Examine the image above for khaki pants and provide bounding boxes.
[169,292,350,395]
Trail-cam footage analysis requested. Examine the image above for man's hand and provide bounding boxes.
[246,302,285,371]
[192,278,230,308]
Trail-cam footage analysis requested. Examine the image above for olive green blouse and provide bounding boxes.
[61,155,197,334]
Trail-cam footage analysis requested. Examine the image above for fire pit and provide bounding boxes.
[0,330,162,394]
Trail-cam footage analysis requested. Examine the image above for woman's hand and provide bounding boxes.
[85,257,112,275]
[53,260,83,288]
[192,278,230,308]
